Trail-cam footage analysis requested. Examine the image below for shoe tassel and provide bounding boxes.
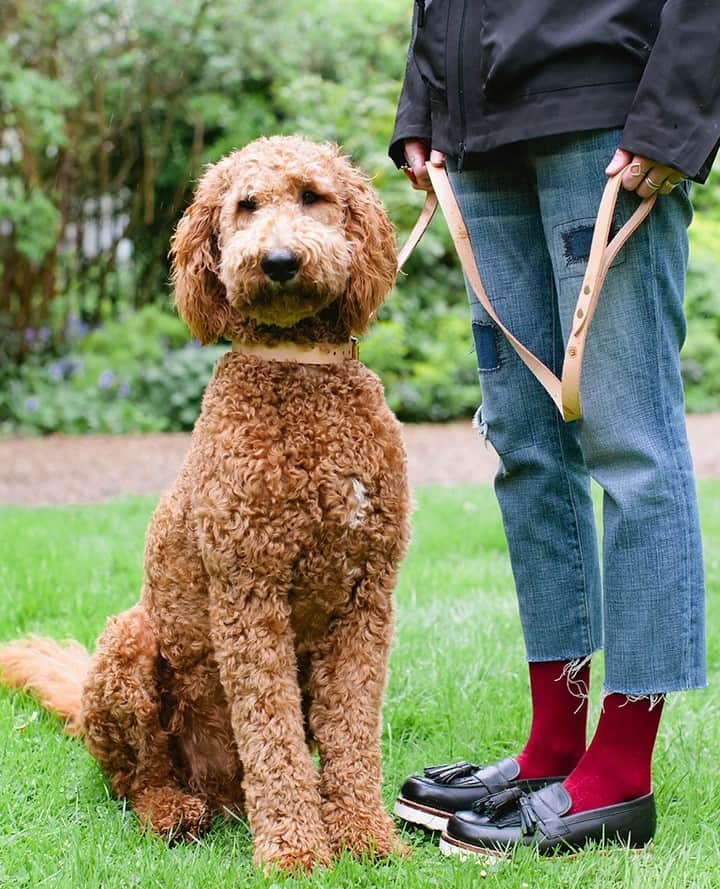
[472,785,524,819]
[424,761,479,784]
[518,795,539,836]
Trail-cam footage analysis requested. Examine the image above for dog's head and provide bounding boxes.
[170,135,396,343]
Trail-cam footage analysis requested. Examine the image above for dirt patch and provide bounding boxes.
[1,415,718,506]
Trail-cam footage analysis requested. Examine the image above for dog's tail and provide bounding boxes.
[0,637,91,736]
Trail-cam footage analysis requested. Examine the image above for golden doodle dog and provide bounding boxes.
[0,135,410,872]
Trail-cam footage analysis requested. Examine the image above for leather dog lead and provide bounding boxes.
[397,162,657,421]
[396,189,438,271]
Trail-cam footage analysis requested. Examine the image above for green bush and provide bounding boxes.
[0,306,197,435]
[683,264,720,411]
[682,200,720,411]
[2,362,160,436]
[134,344,227,430]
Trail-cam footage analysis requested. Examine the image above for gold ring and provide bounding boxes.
[644,176,662,190]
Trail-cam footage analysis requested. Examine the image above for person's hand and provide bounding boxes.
[606,148,686,198]
[402,139,446,191]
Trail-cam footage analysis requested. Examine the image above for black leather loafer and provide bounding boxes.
[439,783,656,857]
[393,758,566,832]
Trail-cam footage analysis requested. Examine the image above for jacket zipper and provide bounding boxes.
[456,0,468,171]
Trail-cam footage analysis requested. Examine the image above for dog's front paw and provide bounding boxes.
[322,802,410,859]
[253,837,333,874]
[251,811,333,874]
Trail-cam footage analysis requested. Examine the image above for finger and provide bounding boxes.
[404,142,432,192]
[621,156,654,192]
[429,149,446,167]
[605,148,633,176]
[411,163,432,191]
[405,164,431,191]
[636,164,670,198]
[659,174,685,196]
[402,167,418,185]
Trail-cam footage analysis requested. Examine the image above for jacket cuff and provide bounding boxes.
[620,123,719,184]
[389,129,431,168]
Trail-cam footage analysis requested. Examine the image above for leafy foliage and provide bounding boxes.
[682,192,720,410]
[0,0,718,428]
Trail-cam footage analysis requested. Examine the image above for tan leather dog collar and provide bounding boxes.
[232,338,359,365]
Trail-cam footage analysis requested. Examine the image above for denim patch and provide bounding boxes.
[562,225,594,266]
[472,321,501,372]
[562,220,625,266]
[556,217,625,279]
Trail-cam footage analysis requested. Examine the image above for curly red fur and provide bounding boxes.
[338,162,397,334]
[170,135,397,344]
[0,136,409,874]
[170,157,233,344]
[0,637,90,736]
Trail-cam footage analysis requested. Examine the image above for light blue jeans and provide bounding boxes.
[448,128,706,695]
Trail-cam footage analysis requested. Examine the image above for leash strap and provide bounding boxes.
[398,162,656,421]
[397,190,438,272]
[559,171,656,419]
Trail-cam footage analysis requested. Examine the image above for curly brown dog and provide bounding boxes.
[0,135,410,873]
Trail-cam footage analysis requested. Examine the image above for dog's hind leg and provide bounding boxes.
[82,604,209,841]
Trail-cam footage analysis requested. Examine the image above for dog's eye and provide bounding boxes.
[238,198,257,212]
[301,190,322,206]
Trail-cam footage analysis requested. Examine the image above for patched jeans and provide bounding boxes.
[448,128,706,695]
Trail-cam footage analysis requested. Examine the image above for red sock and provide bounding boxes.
[563,693,664,814]
[514,659,590,780]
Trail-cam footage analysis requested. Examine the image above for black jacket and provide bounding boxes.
[390,0,720,182]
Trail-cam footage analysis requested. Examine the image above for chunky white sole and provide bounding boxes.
[393,797,449,832]
[439,833,653,861]
[439,834,508,863]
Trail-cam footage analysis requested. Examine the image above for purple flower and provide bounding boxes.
[49,357,81,381]
[25,397,39,413]
[24,328,36,344]
[189,339,201,350]
[66,315,90,341]
[38,327,51,343]
[118,383,130,398]
[98,370,115,390]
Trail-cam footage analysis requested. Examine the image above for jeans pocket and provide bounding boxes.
[472,320,501,372]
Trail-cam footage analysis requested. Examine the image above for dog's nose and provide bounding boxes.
[261,250,300,283]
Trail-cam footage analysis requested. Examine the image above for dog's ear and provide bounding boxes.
[339,162,397,335]
[170,166,231,344]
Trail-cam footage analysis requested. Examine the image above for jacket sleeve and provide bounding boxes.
[619,0,720,182]
[388,6,432,168]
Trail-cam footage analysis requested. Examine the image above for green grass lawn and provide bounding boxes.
[1,483,718,888]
